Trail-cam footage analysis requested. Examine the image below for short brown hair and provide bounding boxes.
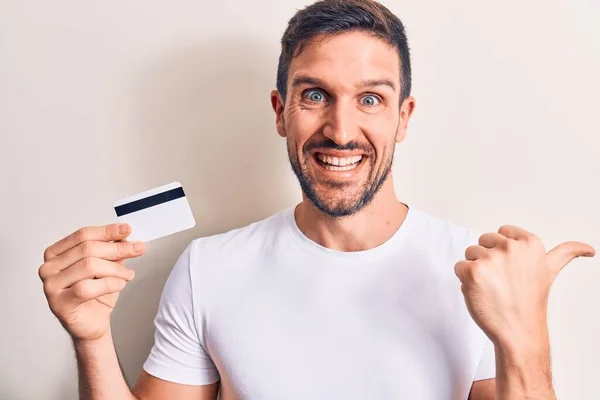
[276,0,412,103]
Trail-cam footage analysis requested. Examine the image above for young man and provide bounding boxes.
[38,1,594,399]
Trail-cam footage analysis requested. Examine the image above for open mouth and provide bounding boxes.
[314,152,365,171]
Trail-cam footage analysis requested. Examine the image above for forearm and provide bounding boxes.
[494,333,556,400]
[73,329,137,400]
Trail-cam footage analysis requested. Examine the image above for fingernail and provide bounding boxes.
[128,270,136,279]
[119,224,130,234]
[133,242,145,253]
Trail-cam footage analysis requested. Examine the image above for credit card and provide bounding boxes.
[113,181,196,242]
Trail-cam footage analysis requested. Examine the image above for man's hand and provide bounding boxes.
[39,224,145,343]
[455,225,595,398]
[454,225,595,350]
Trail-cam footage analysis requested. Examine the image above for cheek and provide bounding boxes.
[286,108,322,151]
[363,109,397,132]
[362,113,398,151]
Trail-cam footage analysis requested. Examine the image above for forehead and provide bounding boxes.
[289,31,401,90]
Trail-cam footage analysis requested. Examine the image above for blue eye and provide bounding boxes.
[361,95,380,106]
[304,90,326,102]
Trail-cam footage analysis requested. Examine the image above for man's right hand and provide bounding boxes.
[38,224,146,343]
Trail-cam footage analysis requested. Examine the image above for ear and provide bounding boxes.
[271,90,287,138]
[395,96,416,144]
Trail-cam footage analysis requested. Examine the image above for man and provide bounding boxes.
[38,0,594,399]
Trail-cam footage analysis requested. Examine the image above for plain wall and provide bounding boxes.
[1,0,598,398]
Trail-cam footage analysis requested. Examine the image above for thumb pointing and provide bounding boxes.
[546,241,596,277]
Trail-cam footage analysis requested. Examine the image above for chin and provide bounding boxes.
[289,146,387,218]
[308,190,368,218]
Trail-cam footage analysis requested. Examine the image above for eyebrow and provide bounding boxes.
[291,76,396,91]
[356,79,396,91]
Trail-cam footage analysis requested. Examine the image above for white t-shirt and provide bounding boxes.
[143,204,495,399]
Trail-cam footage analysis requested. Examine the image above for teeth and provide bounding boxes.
[323,164,358,171]
[317,154,362,167]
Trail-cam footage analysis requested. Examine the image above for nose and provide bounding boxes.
[321,100,360,146]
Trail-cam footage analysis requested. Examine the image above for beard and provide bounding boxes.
[287,137,394,218]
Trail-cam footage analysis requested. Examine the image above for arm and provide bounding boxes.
[469,379,495,400]
[132,371,219,400]
[74,331,134,399]
[467,340,554,400]
[494,337,554,400]
[38,225,219,400]
[74,329,218,400]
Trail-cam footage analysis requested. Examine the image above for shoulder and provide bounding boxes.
[409,205,480,244]
[406,205,480,262]
[169,208,291,311]
[179,207,292,284]
[189,208,289,258]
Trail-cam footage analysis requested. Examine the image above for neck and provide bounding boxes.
[294,175,408,252]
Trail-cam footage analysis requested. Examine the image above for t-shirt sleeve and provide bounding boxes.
[473,337,496,381]
[142,241,220,385]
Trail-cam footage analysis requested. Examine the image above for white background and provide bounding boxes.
[1,0,598,398]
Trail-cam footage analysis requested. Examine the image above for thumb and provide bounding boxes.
[546,241,596,277]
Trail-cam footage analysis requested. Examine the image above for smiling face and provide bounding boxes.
[271,31,415,217]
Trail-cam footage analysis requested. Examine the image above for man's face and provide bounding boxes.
[271,32,414,217]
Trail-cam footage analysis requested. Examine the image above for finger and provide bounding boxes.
[52,257,135,290]
[66,277,128,303]
[454,260,475,282]
[465,245,489,261]
[44,224,132,262]
[546,241,596,277]
[40,240,145,279]
[498,225,532,241]
[114,238,129,266]
[478,232,507,249]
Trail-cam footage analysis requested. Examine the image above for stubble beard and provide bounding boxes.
[287,139,395,218]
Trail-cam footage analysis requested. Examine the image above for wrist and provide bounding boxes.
[73,330,114,353]
[495,338,551,371]
[492,320,550,357]
[70,329,134,399]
